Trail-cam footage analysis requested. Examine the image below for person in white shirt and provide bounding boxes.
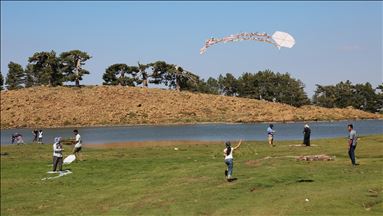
[53,137,64,172]
[72,129,82,161]
[223,139,242,181]
[38,130,43,144]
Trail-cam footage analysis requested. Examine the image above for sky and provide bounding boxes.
[1,1,382,97]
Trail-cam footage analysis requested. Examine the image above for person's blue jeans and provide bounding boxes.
[225,158,233,177]
[348,145,357,165]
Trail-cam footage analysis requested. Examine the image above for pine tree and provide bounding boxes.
[28,51,62,86]
[5,62,25,90]
[59,50,91,87]
[0,72,4,90]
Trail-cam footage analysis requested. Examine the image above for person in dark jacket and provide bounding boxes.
[32,130,38,142]
[303,124,311,146]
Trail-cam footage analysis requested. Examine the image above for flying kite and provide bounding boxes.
[199,31,295,54]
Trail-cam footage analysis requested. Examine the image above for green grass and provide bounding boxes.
[1,135,383,215]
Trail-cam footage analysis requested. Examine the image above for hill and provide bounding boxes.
[0,86,381,129]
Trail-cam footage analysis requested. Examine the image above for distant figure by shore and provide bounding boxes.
[72,129,82,161]
[11,133,24,145]
[32,129,38,143]
[347,124,358,166]
[267,124,275,147]
[38,130,43,144]
[303,124,311,146]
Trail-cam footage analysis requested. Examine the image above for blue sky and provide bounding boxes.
[1,1,382,96]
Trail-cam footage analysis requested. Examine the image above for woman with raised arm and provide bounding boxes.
[224,139,242,181]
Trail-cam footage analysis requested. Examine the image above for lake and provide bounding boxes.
[1,120,382,145]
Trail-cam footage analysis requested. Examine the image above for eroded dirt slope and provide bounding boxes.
[1,86,381,129]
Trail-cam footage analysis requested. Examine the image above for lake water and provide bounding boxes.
[1,120,382,145]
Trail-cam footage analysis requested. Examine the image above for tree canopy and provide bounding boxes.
[5,62,25,90]
[212,70,310,107]
[27,51,62,86]
[103,61,199,91]
[0,72,4,90]
[313,81,382,113]
[59,50,91,87]
[103,64,139,86]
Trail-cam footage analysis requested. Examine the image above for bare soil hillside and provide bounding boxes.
[1,86,381,129]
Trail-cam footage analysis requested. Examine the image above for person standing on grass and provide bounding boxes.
[267,124,275,147]
[303,124,311,146]
[32,129,38,143]
[53,137,64,172]
[38,130,43,144]
[224,139,242,181]
[347,124,358,166]
[11,133,16,144]
[72,129,82,161]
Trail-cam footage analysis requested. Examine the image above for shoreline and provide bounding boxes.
[1,118,382,130]
[82,133,383,148]
[2,134,381,148]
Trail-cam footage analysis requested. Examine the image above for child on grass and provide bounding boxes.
[224,139,242,181]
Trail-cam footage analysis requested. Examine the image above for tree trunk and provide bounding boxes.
[143,79,148,88]
[176,77,181,91]
[75,58,81,87]
[142,73,148,88]
[118,70,125,86]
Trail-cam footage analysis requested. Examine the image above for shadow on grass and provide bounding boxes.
[227,178,238,182]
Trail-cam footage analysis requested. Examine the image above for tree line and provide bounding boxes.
[1,50,382,113]
[2,50,91,89]
[313,81,383,113]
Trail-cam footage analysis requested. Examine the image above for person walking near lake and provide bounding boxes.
[303,124,311,146]
[38,130,43,144]
[32,130,38,143]
[52,137,64,172]
[72,129,82,161]
[347,124,358,166]
[11,134,16,144]
[267,124,275,147]
[224,139,242,181]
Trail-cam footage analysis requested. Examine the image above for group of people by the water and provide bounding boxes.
[32,129,44,144]
[9,129,83,172]
[265,123,311,147]
[223,123,358,181]
[12,129,43,145]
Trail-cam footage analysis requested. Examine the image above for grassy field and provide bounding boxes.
[1,135,382,215]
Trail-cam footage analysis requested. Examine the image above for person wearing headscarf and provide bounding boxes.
[303,124,311,146]
[53,137,64,172]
